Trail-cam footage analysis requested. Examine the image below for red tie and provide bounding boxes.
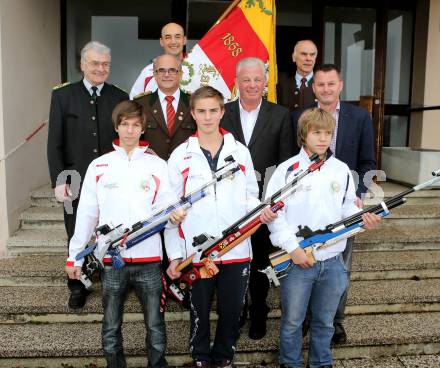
[165,95,175,135]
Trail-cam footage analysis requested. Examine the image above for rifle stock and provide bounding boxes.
[169,153,325,305]
[261,170,440,287]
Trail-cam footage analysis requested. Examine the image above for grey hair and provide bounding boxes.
[152,54,182,70]
[81,41,111,62]
[236,57,267,80]
[293,40,318,55]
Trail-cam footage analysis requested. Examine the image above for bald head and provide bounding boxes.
[160,22,186,59]
[292,40,318,76]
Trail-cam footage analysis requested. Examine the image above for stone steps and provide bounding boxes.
[18,201,440,230]
[7,223,440,255]
[2,276,440,324]
[2,250,440,286]
[1,313,440,366]
[2,182,440,367]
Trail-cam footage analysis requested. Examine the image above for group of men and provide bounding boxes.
[47,21,376,368]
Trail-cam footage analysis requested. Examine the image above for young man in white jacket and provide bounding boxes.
[166,86,273,368]
[260,108,381,368]
[65,100,183,368]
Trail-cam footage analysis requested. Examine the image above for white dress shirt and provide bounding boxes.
[295,72,313,88]
[318,101,340,155]
[83,78,104,96]
[239,99,262,145]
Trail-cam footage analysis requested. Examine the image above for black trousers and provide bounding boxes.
[63,198,85,292]
[248,225,271,321]
[189,262,250,364]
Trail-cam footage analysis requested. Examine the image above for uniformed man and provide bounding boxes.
[134,54,196,161]
[129,22,187,99]
[47,41,128,309]
[277,40,318,111]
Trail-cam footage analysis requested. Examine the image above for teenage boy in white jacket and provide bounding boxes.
[65,100,182,368]
[166,86,274,368]
[260,108,381,368]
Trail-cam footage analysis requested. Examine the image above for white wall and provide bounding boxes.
[0,0,60,254]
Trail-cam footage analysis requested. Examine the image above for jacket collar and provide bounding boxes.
[112,139,151,160]
[186,129,238,157]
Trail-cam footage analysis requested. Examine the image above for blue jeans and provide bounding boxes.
[335,236,355,324]
[101,262,167,368]
[279,254,348,368]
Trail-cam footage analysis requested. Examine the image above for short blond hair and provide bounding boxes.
[297,108,335,147]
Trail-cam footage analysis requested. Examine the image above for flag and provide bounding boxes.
[181,0,277,102]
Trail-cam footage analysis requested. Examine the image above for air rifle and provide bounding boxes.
[260,169,440,287]
[169,153,325,304]
[75,155,240,288]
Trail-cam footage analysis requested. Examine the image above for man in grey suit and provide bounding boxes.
[221,57,294,340]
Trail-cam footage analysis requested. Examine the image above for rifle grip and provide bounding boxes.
[303,246,316,265]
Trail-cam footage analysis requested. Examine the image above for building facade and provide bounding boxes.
[0,0,438,254]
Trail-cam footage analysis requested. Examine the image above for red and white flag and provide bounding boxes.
[181,0,277,102]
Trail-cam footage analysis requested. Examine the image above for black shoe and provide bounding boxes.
[248,319,266,340]
[214,360,232,368]
[193,361,211,368]
[332,322,347,344]
[68,289,88,309]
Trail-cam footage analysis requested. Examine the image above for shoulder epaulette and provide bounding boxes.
[112,84,127,93]
[53,82,70,90]
[133,91,151,100]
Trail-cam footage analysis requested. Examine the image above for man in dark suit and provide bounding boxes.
[221,57,294,340]
[47,41,128,309]
[292,63,376,343]
[134,54,196,160]
[277,40,318,111]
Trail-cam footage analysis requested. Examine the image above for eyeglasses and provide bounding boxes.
[88,61,111,69]
[154,68,180,75]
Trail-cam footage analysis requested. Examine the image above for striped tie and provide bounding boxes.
[165,95,175,136]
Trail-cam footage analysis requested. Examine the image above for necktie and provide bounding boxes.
[91,86,98,102]
[298,77,307,107]
[165,95,175,135]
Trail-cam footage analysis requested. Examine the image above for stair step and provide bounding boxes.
[6,229,67,255]
[7,224,440,257]
[2,276,440,323]
[1,313,440,362]
[2,250,440,286]
[20,207,64,229]
[1,356,440,368]
[355,224,440,250]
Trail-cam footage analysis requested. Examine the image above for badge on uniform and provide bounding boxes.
[141,179,150,192]
[331,181,340,193]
